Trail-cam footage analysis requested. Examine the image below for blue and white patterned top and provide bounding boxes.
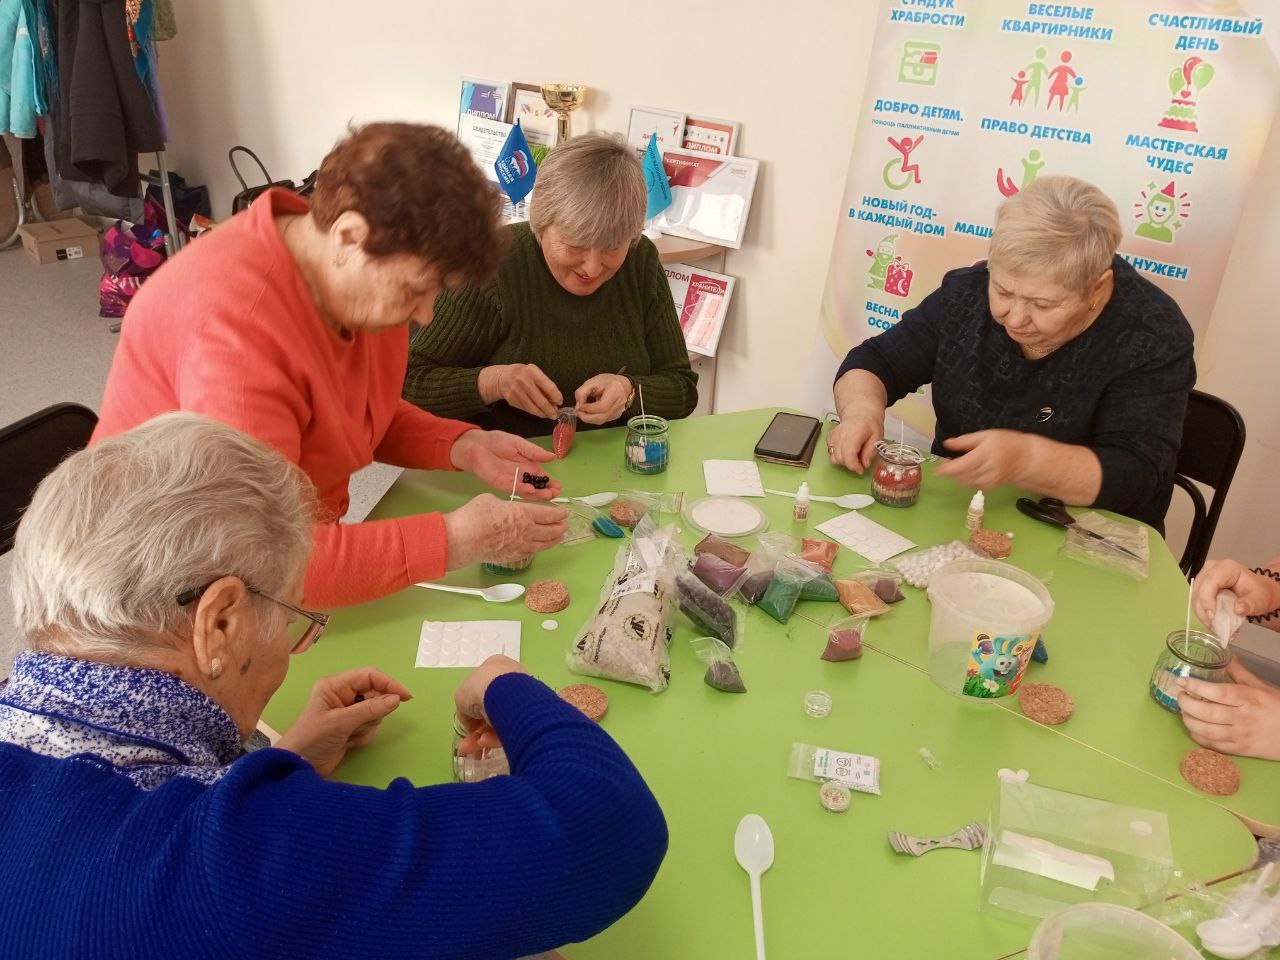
[0,651,243,789]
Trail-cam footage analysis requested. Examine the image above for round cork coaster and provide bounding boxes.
[559,683,609,722]
[609,500,644,529]
[1179,747,1241,796]
[970,529,1013,559]
[525,579,570,614]
[1019,682,1074,725]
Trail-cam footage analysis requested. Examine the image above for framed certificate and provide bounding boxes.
[508,83,559,157]
[457,77,511,131]
[626,106,686,156]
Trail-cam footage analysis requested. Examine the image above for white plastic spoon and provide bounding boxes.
[1197,917,1262,959]
[734,813,775,960]
[551,492,618,507]
[765,488,874,510]
[414,581,526,603]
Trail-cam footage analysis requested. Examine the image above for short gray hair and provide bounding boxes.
[988,175,1122,295]
[528,132,646,249]
[10,413,315,659]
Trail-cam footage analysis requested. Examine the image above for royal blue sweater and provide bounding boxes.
[0,661,667,959]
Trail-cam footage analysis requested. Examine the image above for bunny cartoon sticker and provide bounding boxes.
[964,632,1036,699]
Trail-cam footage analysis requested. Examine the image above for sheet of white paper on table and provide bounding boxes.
[814,510,916,564]
[415,620,521,668]
[702,459,765,497]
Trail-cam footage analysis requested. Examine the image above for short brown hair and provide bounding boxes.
[310,122,508,285]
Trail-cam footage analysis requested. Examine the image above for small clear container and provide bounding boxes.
[624,415,669,475]
[871,441,924,507]
[452,716,509,782]
[1149,629,1231,713]
[482,556,531,575]
[804,689,833,718]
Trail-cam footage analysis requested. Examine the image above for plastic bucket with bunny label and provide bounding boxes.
[927,559,1053,700]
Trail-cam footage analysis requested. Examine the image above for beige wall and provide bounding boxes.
[157,0,1277,562]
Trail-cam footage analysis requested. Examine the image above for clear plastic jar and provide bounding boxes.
[482,556,531,575]
[871,441,924,507]
[624,415,669,475]
[1149,629,1231,713]
[452,717,509,782]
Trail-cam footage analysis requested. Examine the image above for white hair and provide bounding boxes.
[528,132,647,249]
[988,175,1122,295]
[9,412,315,659]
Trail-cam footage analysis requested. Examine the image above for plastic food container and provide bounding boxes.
[926,559,1053,700]
[1028,903,1199,960]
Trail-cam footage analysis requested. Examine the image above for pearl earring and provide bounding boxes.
[210,658,223,679]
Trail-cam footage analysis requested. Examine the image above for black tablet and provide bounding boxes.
[754,413,822,467]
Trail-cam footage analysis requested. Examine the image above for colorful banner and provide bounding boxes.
[820,1,1278,432]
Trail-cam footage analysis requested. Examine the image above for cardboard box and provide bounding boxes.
[18,218,100,264]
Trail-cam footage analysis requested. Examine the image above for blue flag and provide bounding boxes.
[643,133,672,219]
[494,121,537,204]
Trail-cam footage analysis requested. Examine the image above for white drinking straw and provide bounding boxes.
[638,382,646,421]
[509,465,520,501]
[1185,576,1195,638]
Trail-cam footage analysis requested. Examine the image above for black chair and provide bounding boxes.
[0,403,98,554]
[1172,389,1245,578]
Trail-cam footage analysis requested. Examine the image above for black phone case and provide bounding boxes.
[754,414,822,467]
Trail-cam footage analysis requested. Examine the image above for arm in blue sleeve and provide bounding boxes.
[834,286,946,403]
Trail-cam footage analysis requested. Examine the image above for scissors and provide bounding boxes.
[1015,497,1144,561]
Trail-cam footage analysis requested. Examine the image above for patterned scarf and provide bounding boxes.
[0,651,245,790]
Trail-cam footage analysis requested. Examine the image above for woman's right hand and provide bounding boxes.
[1194,559,1280,626]
[481,363,563,419]
[454,654,528,758]
[442,493,569,570]
[827,413,883,474]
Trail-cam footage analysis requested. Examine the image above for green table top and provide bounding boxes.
[262,408,1261,958]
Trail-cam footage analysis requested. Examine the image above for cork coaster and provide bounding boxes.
[609,500,645,529]
[1019,682,1074,725]
[1179,747,1241,796]
[970,529,1013,559]
[559,683,609,722]
[525,579,570,614]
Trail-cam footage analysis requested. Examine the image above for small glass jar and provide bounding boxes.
[482,556,531,575]
[452,717,509,782]
[1149,629,1231,713]
[624,415,669,475]
[871,441,924,507]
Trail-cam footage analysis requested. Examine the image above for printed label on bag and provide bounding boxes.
[813,748,881,794]
[609,552,657,601]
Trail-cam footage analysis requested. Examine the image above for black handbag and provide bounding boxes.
[228,146,296,215]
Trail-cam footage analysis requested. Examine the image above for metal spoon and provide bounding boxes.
[414,581,526,603]
[551,492,618,507]
[734,814,775,960]
[765,488,874,510]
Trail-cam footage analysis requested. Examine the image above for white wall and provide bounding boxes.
[158,0,878,416]
[158,0,1278,563]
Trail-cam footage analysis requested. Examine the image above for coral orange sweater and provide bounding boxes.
[94,190,477,608]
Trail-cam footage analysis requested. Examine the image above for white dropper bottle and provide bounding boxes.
[794,482,811,522]
[966,490,985,532]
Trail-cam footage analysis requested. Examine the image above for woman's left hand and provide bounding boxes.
[451,429,563,500]
[1178,659,1280,761]
[575,374,632,425]
[276,668,413,777]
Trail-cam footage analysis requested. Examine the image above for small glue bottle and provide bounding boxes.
[965,490,985,533]
[794,482,811,522]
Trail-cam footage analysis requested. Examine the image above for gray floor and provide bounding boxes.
[0,243,398,671]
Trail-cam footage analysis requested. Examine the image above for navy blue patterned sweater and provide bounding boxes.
[836,256,1195,530]
[0,653,667,959]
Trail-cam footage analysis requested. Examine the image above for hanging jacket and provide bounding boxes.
[55,0,162,197]
[1,0,42,136]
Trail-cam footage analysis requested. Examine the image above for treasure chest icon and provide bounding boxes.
[899,41,941,85]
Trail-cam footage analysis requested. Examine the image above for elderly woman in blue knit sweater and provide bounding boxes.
[0,412,666,960]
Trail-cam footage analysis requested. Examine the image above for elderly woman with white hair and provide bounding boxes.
[0,413,666,958]
[403,132,698,438]
[829,175,1195,530]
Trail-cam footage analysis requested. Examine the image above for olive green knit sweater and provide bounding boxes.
[403,222,698,438]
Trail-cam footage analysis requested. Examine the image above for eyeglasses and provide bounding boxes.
[176,580,329,654]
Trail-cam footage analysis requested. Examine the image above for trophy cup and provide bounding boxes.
[540,83,588,143]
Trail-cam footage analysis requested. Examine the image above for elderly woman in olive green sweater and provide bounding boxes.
[403,133,698,439]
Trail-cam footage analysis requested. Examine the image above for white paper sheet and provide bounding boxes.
[814,511,916,564]
[415,620,521,668]
[702,460,765,497]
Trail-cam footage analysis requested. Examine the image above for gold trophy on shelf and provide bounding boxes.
[540,83,588,143]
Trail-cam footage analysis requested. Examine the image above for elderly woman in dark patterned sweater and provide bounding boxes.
[403,133,698,438]
[830,175,1195,531]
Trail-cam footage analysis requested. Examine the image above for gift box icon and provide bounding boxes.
[885,257,914,297]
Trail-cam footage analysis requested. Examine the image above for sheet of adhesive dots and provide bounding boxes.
[415,620,521,668]
[702,460,766,498]
[814,511,916,565]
